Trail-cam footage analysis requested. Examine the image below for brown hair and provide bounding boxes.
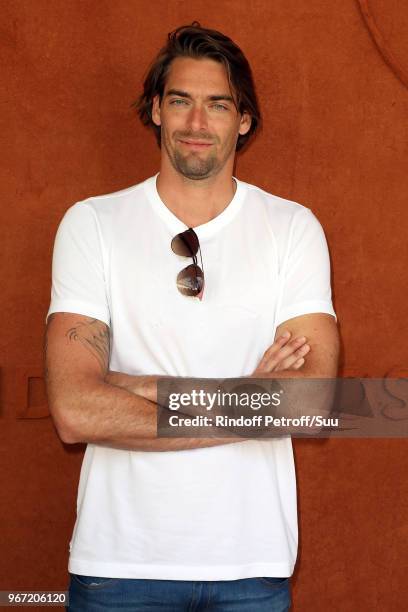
[135,23,261,152]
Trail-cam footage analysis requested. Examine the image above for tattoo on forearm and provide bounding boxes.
[65,318,110,374]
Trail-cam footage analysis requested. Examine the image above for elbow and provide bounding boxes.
[48,398,82,445]
[58,424,79,445]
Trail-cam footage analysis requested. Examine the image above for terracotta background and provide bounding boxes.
[1,1,407,610]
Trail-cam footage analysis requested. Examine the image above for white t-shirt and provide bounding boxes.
[48,174,336,580]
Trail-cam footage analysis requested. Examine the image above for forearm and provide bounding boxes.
[52,378,241,451]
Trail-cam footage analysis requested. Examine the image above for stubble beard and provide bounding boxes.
[171,148,219,180]
[162,130,225,181]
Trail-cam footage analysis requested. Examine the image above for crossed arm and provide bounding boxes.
[45,311,339,451]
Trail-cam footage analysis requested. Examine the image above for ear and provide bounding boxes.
[238,112,252,136]
[152,95,161,127]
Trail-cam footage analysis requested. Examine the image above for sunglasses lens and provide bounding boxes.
[171,229,199,257]
[176,264,204,296]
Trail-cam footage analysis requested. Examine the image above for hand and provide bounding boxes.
[251,331,310,376]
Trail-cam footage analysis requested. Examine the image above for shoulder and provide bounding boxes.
[78,176,151,214]
[57,176,154,230]
[238,178,321,229]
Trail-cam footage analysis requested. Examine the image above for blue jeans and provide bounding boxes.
[67,574,291,611]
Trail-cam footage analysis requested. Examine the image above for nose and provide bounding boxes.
[187,104,208,132]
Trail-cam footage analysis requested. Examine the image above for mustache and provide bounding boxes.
[175,131,218,143]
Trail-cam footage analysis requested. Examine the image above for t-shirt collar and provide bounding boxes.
[144,173,246,240]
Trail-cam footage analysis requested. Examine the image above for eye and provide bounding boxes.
[212,103,229,111]
[169,98,189,106]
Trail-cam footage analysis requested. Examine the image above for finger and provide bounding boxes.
[291,357,305,370]
[255,332,292,372]
[274,344,310,371]
[265,331,292,355]
[263,336,307,372]
[260,334,302,367]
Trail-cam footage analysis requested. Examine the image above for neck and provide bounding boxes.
[156,159,236,228]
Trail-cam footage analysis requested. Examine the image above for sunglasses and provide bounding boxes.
[171,228,205,297]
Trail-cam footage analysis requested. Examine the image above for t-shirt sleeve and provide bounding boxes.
[275,207,336,327]
[46,202,110,326]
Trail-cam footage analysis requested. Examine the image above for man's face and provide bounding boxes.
[152,57,251,180]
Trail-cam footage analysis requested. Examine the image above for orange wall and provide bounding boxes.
[1,1,407,610]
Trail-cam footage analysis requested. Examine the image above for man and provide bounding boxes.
[45,23,339,612]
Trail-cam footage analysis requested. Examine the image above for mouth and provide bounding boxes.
[178,139,214,150]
